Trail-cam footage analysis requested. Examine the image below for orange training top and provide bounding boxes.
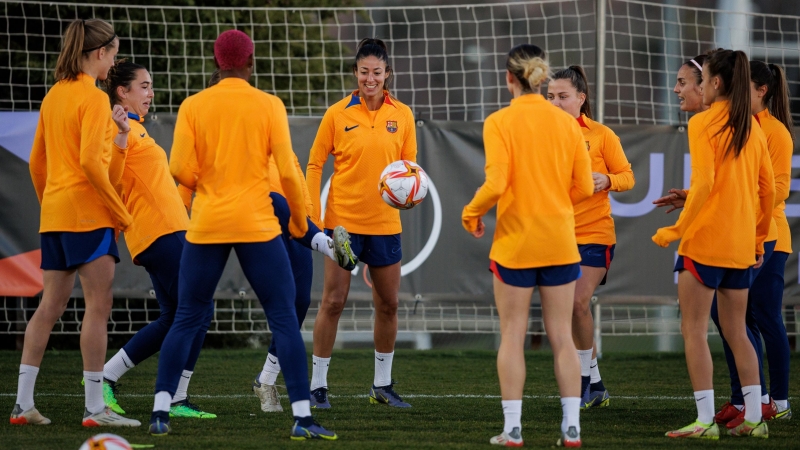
[755,108,793,254]
[29,73,133,232]
[573,114,635,245]
[169,77,308,244]
[108,115,190,260]
[268,154,314,217]
[462,94,594,269]
[653,101,775,267]
[306,91,417,234]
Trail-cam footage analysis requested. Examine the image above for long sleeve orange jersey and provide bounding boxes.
[755,108,793,254]
[268,154,314,216]
[462,94,594,269]
[29,73,133,232]
[110,116,190,260]
[653,101,775,267]
[306,91,417,234]
[573,114,635,245]
[169,77,308,244]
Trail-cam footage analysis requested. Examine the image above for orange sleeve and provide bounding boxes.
[462,115,508,232]
[653,119,714,247]
[756,143,776,255]
[271,97,308,238]
[108,142,129,189]
[602,131,635,192]
[306,108,336,228]
[29,112,46,204]
[769,126,793,207]
[80,98,133,229]
[292,154,314,217]
[570,126,594,204]
[401,107,417,162]
[169,100,199,191]
[178,184,194,214]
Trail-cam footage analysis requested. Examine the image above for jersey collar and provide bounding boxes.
[576,114,591,129]
[345,90,396,109]
[127,111,145,123]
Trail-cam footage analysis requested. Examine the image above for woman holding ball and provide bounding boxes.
[306,38,417,409]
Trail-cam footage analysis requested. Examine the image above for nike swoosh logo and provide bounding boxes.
[344,125,359,132]
[743,392,751,397]
[88,379,101,383]
[590,364,597,369]
[376,357,384,361]
[123,360,131,368]
[268,358,277,364]
[19,372,25,375]
[181,375,191,379]
[140,133,146,137]
[696,396,706,402]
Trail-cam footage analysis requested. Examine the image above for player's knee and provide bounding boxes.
[375,298,398,317]
[321,296,346,316]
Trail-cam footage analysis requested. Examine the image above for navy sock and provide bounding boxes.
[295,416,314,427]
[590,380,606,392]
[581,376,590,397]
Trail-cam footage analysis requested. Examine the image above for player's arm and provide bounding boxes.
[29,112,47,204]
[400,106,418,163]
[462,115,508,233]
[306,108,335,228]
[756,142,776,255]
[271,97,308,238]
[177,184,194,216]
[652,119,714,247]
[603,131,635,192]
[80,99,133,230]
[768,127,793,208]
[169,101,199,192]
[570,123,594,204]
[291,154,314,217]
[108,111,132,188]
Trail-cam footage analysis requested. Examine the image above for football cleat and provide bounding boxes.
[714,401,741,424]
[557,426,582,448]
[369,381,411,408]
[725,398,778,429]
[728,419,768,438]
[82,407,141,427]
[149,411,170,436]
[9,404,50,425]
[290,417,338,440]
[310,387,331,409]
[253,375,283,412]
[775,402,792,420]
[665,420,719,439]
[169,397,217,418]
[333,226,358,271]
[581,389,609,410]
[489,427,523,447]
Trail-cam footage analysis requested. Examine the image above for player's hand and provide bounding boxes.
[471,217,485,239]
[653,188,687,213]
[754,254,764,269]
[651,231,670,248]
[289,216,308,239]
[112,105,131,134]
[592,172,611,193]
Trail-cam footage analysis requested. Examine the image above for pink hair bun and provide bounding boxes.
[214,30,254,70]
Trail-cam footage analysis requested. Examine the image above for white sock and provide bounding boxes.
[501,400,522,433]
[733,403,744,410]
[374,350,394,387]
[761,394,769,405]
[103,349,134,382]
[577,349,592,377]
[311,232,336,260]
[84,371,106,414]
[560,397,581,433]
[742,385,762,423]
[16,364,39,411]
[291,399,312,418]
[775,399,789,411]
[153,391,172,413]
[310,355,330,391]
[694,389,714,424]
[172,370,193,403]
[258,352,281,385]
[589,358,602,384]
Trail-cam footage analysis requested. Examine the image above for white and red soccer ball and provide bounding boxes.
[378,160,429,210]
[79,434,132,450]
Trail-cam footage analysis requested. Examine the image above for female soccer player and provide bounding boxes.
[148,30,335,440]
[306,38,416,409]
[547,65,635,410]
[88,60,215,419]
[11,18,140,428]
[653,49,775,439]
[712,61,794,427]
[464,44,593,447]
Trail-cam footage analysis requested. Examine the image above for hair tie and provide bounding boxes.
[82,33,117,54]
[689,59,702,72]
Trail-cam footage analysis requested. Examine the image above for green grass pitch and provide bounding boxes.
[2,349,799,449]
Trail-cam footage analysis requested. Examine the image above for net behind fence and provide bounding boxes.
[2,0,798,123]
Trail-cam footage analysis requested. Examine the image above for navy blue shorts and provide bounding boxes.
[325,229,401,267]
[489,260,581,288]
[578,244,615,285]
[674,256,753,290]
[40,228,120,270]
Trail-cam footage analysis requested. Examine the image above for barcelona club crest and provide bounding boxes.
[386,120,398,133]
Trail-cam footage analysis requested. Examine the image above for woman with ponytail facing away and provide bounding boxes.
[463,44,593,447]
[653,49,775,439]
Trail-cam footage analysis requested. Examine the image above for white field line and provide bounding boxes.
[0,393,733,400]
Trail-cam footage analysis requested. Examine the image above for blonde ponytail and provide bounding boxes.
[505,44,548,93]
[523,57,549,89]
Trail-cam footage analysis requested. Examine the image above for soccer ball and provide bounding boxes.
[378,160,429,210]
[78,434,132,450]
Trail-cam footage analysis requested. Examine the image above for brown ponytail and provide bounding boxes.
[767,64,794,139]
[705,49,751,159]
[54,19,116,82]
